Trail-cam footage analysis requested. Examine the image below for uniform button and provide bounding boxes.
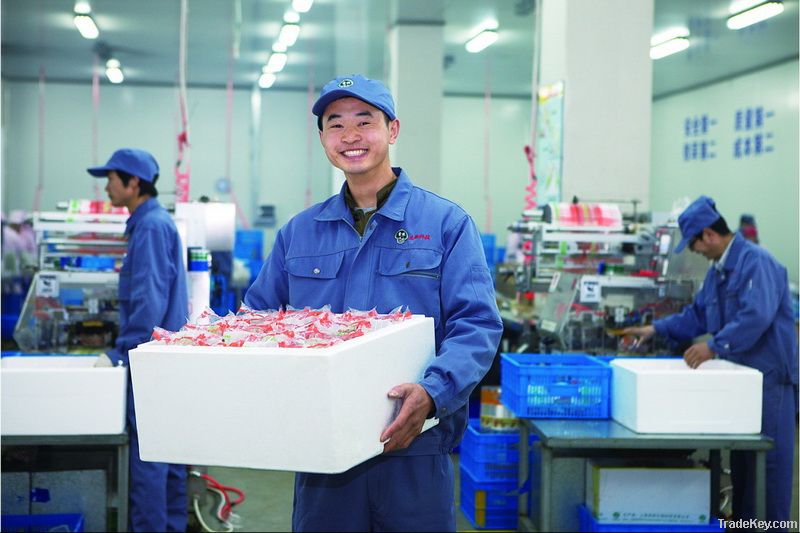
[313,268,321,275]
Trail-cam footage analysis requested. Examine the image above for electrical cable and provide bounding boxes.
[193,495,233,533]
[200,473,246,521]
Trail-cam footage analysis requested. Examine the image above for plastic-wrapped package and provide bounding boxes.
[150,305,412,348]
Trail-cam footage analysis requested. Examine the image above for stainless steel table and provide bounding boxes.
[2,433,129,532]
[517,419,773,532]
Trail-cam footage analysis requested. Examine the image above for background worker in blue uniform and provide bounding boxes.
[625,196,797,529]
[244,74,503,532]
[88,148,189,532]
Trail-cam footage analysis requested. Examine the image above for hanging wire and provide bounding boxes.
[92,53,101,200]
[483,53,492,234]
[175,0,191,202]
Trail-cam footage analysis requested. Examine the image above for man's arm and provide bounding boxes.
[110,227,175,364]
[381,216,502,452]
[707,255,784,358]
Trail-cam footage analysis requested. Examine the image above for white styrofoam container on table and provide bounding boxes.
[129,315,438,473]
[1,355,127,435]
[585,460,711,525]
[611,358,762,434]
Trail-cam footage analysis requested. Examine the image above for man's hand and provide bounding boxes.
[621,325,655,349]
[380,383,434,453]
[683,342,714,369]
[93,353,113,368]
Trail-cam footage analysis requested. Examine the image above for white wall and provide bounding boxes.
[650,60,799,282]
[1,81,331,250]
[441,96,532,237]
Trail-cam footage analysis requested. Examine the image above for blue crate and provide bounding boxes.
[460,486,518,530]
[460,464,518,511]
[577,505,724,532]
[460,447,518,481]
[500,353,611,419]
[461,419,522,463]
[1,513,85,532]
[234,229,264,261]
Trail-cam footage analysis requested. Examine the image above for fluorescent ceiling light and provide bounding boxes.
[105,59,124,84]
[727,1,784,29]
[74,0,92,15]
[272,42,288,53]
[278,24,300,47]
[649,37,690,59]
[259,72,277,89]
[292,0,313,13]
[73,14,99,39]
[650,27,689,46]
[465,30,498,53]
[265,52,288,73]
[284,10,300,24]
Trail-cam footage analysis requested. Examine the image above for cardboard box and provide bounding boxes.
[586,460,710,524]
[1,355,127,435]
[129,316,438,473]
[611,358,762,434]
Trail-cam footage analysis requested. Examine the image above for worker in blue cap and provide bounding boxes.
[88,148,189,532]
[625,195,797,529]
[244,74,502,531]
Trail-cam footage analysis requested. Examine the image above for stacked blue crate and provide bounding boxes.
[500,353,611,419]
[459,419,529,530]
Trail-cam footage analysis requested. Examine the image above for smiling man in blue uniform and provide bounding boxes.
[88,148,189,532]
[625,196,798,530]
[244,75,503,531]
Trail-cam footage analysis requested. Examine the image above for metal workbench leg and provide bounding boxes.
[754,449,766,521]
[709,450,720,519]
[118,441,129,532]
[519,423,530,518]
[539,446,553,532]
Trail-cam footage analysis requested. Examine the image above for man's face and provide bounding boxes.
[319,97,399,179]
[105,170,137,208]
[689,231,717,260]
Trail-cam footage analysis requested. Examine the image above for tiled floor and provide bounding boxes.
[192,431,799,532]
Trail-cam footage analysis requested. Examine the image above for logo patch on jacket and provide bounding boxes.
[395,229,408,244]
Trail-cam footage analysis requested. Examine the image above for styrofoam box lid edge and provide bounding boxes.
[132,314,433,356]
[610,357,762,375]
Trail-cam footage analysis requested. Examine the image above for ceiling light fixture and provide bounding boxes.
[73,13,99,39]
[278,24,301,48]
[105,59,124,84]
[284,10,300,24]
[727,1,784,29]
[272,42,288,53]
[265,52,288,73]
[292,0,313,14]
[74,0,92,15]
[259,72,277,89]
[649,37,690,59]
[465,30,498,53]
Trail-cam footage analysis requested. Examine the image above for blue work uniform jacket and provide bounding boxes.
[244,168,503,455]
[108,198,188,366]
[655,234,798,385]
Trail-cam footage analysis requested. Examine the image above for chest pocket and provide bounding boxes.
[378,248,442,279]
[285,252,344,279]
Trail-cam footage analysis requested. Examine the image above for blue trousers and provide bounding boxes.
[127,386,187,532]
[730,381,795,532]
[292,454,455,532]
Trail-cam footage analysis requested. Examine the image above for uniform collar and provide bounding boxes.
[315,168,412,223]
[716,233,742,272]
[125,197,159,235]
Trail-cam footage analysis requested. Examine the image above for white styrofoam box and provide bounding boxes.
[611,358,762,434]
[585,460,710,524]
[129,315,439,473]
[1,355,127,435]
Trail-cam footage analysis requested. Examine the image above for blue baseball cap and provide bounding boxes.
[87,148,159,183]
[312,74,396,129]
[674,195,721,253]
